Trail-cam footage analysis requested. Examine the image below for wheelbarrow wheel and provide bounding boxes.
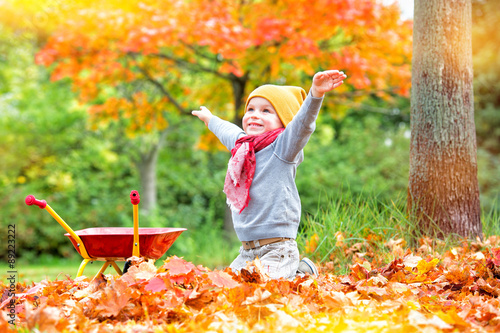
[123,260,132,274]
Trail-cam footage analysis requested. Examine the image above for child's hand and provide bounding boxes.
[311,70,347,98]
[192,106,213,127]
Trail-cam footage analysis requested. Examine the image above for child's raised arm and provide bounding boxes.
[191,106,213,127]
[310,70,347,98]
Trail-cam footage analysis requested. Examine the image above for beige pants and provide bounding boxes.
[229,239,299,279]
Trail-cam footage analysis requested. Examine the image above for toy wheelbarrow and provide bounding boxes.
[25,190,186,279]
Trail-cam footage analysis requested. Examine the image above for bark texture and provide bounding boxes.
[409,0,482,238]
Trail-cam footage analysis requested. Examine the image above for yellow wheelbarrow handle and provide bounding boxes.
[130,190,140,257]
[25,195,91,259]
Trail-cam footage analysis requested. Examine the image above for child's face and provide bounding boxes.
[243,97,284,136]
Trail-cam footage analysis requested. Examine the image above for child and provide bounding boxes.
[192,70,347,279]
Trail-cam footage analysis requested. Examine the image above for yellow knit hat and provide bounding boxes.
[245,85,307,127]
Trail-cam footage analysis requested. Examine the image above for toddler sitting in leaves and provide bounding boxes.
[192,70,347,279]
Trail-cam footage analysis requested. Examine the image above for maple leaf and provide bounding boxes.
[305,233,319,254]
[380,257,404,278]
[123,260,157,282]
[366,274,388,287]
[0,296,13,313]
[184,288,214,310]
[72,273,107,300]
[160,256,197,276]
[403,254,423,269]
[207,271,239,289]
[475,301,500,323]
[350,263,369,281]
[355,285,388,299]
[144,277,168,293]
[416,258,439,275]
[387,282,413,295]
[476,278,500,297]
[236,258,267,284]
[491,248,500,265]
[160,290,185,309]
[384,238,405,257]
[239,268,264,284]
[94,280,132,318]
[384,238,405,249]
[435,309,470,329]
[25,303,69,333]
[322,291,354,308]
[242,288,272,305]
[444,265,472,286]
[15,284,44,298]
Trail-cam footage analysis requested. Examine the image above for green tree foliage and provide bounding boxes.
[298,113,410,215]
[0,27,132,259]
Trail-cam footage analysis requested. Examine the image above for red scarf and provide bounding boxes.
[224,128,285,213]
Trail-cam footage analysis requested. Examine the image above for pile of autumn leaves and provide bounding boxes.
[1,237,500,333]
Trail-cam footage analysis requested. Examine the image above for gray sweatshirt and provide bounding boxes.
[208,91,324,242]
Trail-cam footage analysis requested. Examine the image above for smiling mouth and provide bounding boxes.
[248,123,263,127]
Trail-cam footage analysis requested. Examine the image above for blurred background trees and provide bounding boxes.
[32,0,411,214]
[472,0,500,211]
[1,0,498,267]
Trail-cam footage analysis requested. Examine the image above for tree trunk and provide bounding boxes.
[222,74,249,237]
[409,0,482,238]
[137,149,158,215]
[230,73,248,127]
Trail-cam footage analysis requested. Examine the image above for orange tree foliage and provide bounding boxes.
[2,237,500,332]
[34,0,412,135]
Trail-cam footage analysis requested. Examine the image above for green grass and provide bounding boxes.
[0,256,127,283]
[297,192,500,274]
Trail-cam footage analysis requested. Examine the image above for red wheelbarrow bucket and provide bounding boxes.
[26,191,186,279]
[65,227,186,261]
